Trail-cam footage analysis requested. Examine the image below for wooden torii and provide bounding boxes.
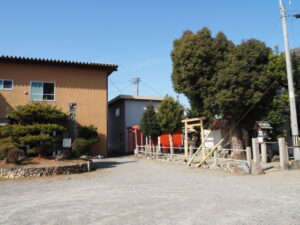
[182,117,206,160]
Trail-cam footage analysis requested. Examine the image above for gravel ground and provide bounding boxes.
[1,156,300,225]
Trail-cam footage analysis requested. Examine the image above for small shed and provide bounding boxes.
[253,121,273,143]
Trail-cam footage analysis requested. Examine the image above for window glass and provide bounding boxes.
[43,82,54,100]
[115,108,120,117]
[30,82,43,101]
[3,80,12,89]
[0,79,13,90]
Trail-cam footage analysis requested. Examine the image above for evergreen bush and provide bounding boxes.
[72,125,100,156]
[0,102,68,157]
[0,137,16,160]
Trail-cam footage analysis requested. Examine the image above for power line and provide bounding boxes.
[141,80,163,97]
[108,77,121,92]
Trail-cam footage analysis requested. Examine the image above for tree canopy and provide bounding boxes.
[156,96,184,134]
[140,104,161,141]
[171,27,288,130]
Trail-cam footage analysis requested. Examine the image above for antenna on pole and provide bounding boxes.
[133,77,141,96]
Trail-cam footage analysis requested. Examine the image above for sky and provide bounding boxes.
[0,0,300,107]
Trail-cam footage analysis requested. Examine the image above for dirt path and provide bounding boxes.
[1,156,300,225]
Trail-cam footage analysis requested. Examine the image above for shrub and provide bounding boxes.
[72,138,91,156]
[0,137,17,160]
[6,149,26,164]
[0,124,66,137]
[0,103,68,157]
[28,144,52,157]
[8,102,68,125]
[78,125,98,139]
[72,136,100,156]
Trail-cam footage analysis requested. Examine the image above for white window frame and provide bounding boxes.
[0,79,13,91]
[30,81,56,102]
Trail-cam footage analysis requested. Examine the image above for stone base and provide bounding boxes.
[289,160,300,169]
[0,162,91,179]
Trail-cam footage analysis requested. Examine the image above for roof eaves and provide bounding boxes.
[0,55,118,73]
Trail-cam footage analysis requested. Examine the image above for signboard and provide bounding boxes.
[258,136,264,143]
[63,138,72,148]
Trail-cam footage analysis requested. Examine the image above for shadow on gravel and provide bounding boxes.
[93,160,137,169]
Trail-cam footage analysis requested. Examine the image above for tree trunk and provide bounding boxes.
[231,126,245,159]
[169,133,174,158]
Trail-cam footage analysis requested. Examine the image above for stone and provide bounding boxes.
[237,161,251,174]
[289,160,300,169]
[251,162,264,175]
[271,155,280,162]
[209,165,220,170]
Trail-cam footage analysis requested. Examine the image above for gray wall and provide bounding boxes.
[108,100,125,155]
[124,100,161,153]
[108,99,161,155]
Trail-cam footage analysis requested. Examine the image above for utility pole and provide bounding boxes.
[133,77,141,96]
[279,0,300,160]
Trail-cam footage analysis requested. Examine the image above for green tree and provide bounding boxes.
[0,103,68,156]
[140,104,161,142]
[157,96,184,155]
[171,27,288,154]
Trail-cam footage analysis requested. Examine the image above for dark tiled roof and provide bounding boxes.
[0,55,118,73]
[109,95,163,105]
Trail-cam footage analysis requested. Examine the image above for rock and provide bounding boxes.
[209,165,220,170]
[93,155,104,159]
[237,161,251,174]
[56,149,71,160]
[271,155,280,162]
[251,162,264,175]
[289,160,300,169]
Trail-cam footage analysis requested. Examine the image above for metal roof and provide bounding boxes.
[0,55,118,74]
[109,95,163,105]
[256,121,273,129]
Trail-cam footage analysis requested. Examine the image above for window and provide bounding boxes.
[115,107,120,117]
[30,81,55,101]
[0,79,13,90]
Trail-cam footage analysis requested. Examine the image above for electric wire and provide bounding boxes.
[140,80,163,97]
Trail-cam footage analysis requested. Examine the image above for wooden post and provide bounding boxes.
[261,142,267,164]
[251,138,263,174]
[201,121,205,159]
[134,128,138,154]
[189,145,193,160]
[246,147,252,168]
[145,136,148,156]
[278,137,289,170]
[169,133,174,159]
[149,137,152,156]
[141,132,144,147]
[195,138,223,168]
[184,122,188,160]
[213,149,218,167]
[186,130,211,167]
[158,136,161,154]
[252,138,260,163]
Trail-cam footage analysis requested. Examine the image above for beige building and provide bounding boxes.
[0,56,118,156]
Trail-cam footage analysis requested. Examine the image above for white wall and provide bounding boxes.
[124,100,161,152]
[204,129,222,149]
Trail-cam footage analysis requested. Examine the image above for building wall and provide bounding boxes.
[124,100,161,153]
[108,100,125,155]
[0,62,109,155]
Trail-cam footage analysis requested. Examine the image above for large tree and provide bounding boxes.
[171,27,288,153]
